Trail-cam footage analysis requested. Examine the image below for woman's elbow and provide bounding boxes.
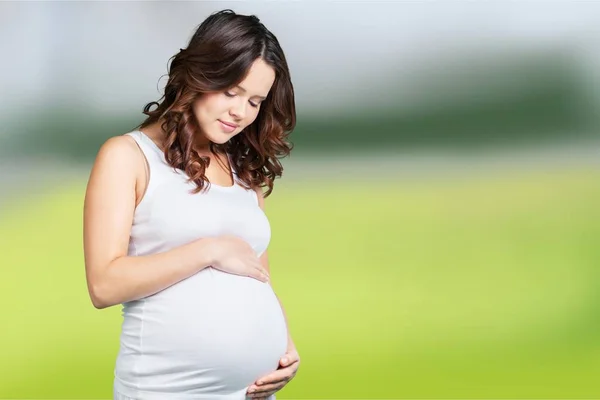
[91,294,110,309]
[88,279,115,309]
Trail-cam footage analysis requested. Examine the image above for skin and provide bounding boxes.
[191,57,273,152]
[83,57,299,397]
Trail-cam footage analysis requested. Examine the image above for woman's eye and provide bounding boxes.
[224,91,236,97]
[249,101,259,108]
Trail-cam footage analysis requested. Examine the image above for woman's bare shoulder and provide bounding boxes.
[93,134,145,168]
[95,134,140,159]
[87,134,145,187]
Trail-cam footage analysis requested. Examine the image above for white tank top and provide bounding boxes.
[113,130,288,399]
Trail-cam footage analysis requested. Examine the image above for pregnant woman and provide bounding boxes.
[83,9,300,399]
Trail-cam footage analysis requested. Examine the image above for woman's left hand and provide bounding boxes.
[246,347,300,399]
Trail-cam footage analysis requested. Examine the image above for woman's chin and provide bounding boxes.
[209,133,237,145]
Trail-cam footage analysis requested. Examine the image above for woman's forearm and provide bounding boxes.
[87,238,216,309]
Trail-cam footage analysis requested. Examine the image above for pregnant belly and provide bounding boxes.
[117,268,288,396]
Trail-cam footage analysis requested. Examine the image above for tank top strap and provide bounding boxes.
[125,130,166,167]
[127,130,240,186]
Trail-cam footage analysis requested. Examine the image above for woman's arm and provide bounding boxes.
[83,136,216,309]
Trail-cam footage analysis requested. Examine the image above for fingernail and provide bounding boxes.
[282,357,288,364]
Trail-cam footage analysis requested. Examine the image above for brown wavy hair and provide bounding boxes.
[137,9,296,197]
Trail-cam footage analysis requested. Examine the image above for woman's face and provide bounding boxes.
[192,58,276,147]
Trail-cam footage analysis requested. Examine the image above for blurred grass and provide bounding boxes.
[1,166,600,398]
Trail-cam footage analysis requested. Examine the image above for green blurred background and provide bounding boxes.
[2,1,600,399]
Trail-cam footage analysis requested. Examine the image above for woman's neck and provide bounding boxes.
[142,120,217,156]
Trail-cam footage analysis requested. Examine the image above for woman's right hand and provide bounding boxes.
[207,235,270,282]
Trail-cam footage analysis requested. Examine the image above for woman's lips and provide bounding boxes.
[218,120,238,133]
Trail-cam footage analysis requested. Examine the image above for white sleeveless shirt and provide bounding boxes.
[113,130,288,399]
